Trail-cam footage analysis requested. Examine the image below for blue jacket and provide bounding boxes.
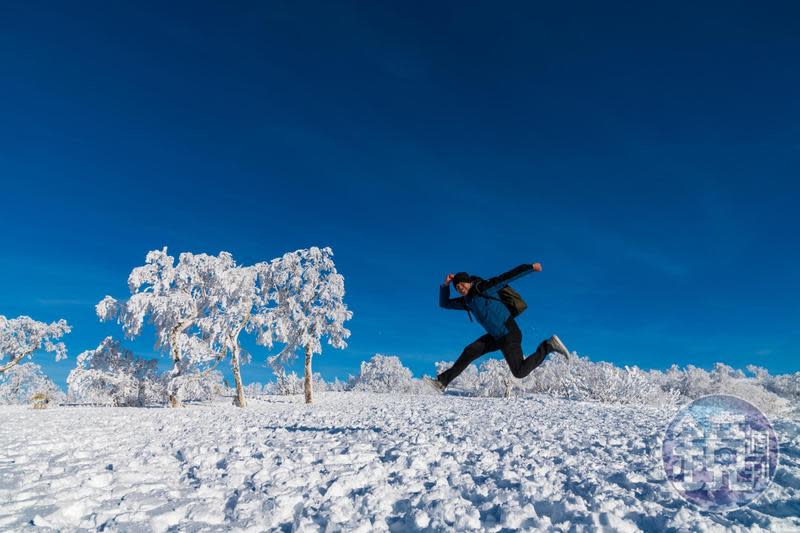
[439,264,535,338]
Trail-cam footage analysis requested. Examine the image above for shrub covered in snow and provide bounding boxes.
[326,377,350,392]
[67,337,164,406]
[0,362,65,405]
[433,354,794,416]
[267,370,328,396]
[435,360,479,392]
[475,359,514,398]
[244,382,268,397]
[660,363,792,417]
[174,369,228,403]
[67,338,231,406]
[749,365,800,406]
[349,354,415,393]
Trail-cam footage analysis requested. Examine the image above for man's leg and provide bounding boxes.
[500,320,550,379]
[437,334,498,387]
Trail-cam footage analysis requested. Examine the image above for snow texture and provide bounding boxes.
[1,393,798,532]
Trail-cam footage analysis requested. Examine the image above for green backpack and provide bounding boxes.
[478,284,528,317]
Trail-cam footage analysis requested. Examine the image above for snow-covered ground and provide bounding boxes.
[1,393,798,532]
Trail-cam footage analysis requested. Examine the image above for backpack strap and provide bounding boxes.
[464,280,504,321]
[474,282,506,303]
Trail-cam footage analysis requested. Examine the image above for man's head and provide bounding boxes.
[452,272,472,296]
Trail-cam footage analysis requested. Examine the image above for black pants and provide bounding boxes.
[437,319,551,387]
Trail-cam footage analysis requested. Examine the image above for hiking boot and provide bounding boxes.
[548,335,570,359]
[423,376,445,394]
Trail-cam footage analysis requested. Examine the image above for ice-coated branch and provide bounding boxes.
[0,315,71,374]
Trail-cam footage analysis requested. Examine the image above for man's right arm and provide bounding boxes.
[439,283,466,310]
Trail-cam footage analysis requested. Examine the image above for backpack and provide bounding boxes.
[495,285,528,317]
[472,278,528,318]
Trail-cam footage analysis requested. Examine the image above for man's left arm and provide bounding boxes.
[482,263,542,291]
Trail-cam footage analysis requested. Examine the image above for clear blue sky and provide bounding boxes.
[2,1,799,389]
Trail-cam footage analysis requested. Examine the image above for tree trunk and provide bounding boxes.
[229,307,251,408]
[137,382,146,407]
[231,345,247,408]
[167,318,193,408]
[304,344,313,404]
[167,359,184,408]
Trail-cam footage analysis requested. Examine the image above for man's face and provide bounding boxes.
[455,281,472,296]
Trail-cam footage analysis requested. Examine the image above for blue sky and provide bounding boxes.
[2,1,799,389]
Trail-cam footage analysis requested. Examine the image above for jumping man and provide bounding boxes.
[426,263,569,392]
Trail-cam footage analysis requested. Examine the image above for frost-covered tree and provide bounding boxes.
[0,362,65,405]
[67,337,163,406]
[98,248,207,406]
[255,247,352,404]
[193,262,258,407]
[98,248,255,407]
[0,315,70,374]
[350,355,415,393]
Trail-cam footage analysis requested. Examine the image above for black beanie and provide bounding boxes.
[452,272,471,285]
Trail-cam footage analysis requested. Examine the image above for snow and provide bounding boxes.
[1,393,798,531]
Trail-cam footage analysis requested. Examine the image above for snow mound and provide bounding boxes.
[1,393,797,531]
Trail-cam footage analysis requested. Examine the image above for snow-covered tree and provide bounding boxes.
[67,337,163,406]
[98,248,255,407]
[193,261,258,407]
[350,354,414,393]
[0,362,65,405]
[98,248,205,406]
[254,247,352,404]
[0,315,70,374]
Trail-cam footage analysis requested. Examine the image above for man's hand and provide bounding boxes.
[444,273,454,285]
[532,263,542,272]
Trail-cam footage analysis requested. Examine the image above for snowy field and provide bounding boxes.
[1,393,799,532]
